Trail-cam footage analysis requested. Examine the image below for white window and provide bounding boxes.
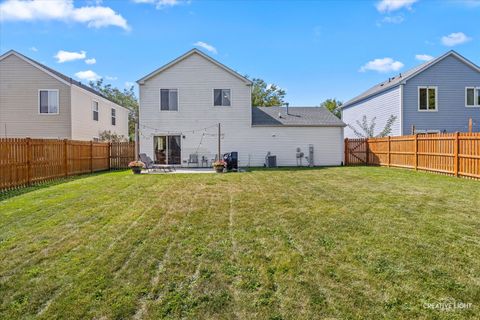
[92,101,99,121]
[111,108,116,126]
[466,87,480,107]
[418,86,437,111]
[39,89,59,114]
[213,89,231,106]
[160,89,178,111]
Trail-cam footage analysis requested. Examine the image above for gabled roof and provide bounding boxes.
[342,50,480,108]
[136,48,253,85]
[0,50,130,111]
[252,106,346,127]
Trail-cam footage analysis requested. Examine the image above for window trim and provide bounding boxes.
[417,86,438,112]
[159,88,179,112]
[38,89,59,115]
[465,87,480,108]
[111,107,116,126]
[92,100,99,121]
[213,89,232,107]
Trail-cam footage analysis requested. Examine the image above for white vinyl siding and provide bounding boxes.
[160,89,178,111]
[465,87,480,107]
[92,101,99,121]
[39,89,59,114]
[70,85,129,140]
[342,86,402,138]
[418,86,437,111]
[213,89,231,106]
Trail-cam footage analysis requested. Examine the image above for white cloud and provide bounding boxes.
[85,58,96,65]
[0,0,129,30]
[29,46,38,52]
[75,70,101,82]
[441,32,471,47]
[459,0,480,7]
[193,41,217,54]
[376,0,417,13]
[132,0,183,9]
[125,81,135,88]
[54,50,86,63]
[360,57,404,73]
[381,15,404,24]
[106,75,118,80]
[415,54,434,62]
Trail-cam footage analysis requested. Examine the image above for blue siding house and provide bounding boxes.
[342,51,480,137]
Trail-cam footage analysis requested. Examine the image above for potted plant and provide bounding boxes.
[128,161,145,174]
[213,160,225,173]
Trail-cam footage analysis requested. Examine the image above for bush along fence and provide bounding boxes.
[0,138,135,191]
[345,132,480,179]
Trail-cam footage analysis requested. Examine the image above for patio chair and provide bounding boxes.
[201,155,209,167]
[187,154,199,167]
[139,153,174,173]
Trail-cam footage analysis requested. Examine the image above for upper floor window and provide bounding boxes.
[418,86,437,111]
[466,87,480,107]
[214,89,231,106]
[111,108,116,126]
[92,101,99,121]
[160,89,178,111]
[39,89,59,114]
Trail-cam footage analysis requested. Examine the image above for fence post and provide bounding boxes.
[454,132,459,177]
[365,139,369,166]
[387,136,391,167]
[64,139,68,177]
[90,141,94,173]
[414,134,418,171]
[109,142,112,170]
[344,138,348,166]
[26,138,32,185]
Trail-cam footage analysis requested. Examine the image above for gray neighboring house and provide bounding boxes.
[342,50,480,137]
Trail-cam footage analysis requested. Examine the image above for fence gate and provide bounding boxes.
[344,138,369,165]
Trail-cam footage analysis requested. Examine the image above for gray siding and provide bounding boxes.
[403,55,480,133]
[342,86,401,138]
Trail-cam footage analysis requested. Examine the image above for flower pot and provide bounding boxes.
[132,167,142,174]
[214,166,224,173]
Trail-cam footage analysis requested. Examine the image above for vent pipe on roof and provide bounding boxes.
[285,102,290,115]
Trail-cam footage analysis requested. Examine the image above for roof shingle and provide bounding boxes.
[252,106,345,127]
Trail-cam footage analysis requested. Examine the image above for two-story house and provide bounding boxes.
[137,49,345,167]
[342,51,480,137]
[0,50,129,140]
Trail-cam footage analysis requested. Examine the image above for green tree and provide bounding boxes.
[320,98,342,118]
[248,77,286,107]
[348,115,397,138]
[89,79,138,140]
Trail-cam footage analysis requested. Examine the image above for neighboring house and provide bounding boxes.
[138,49,345,167]
[0,50,129,140]
[342,51,480,137]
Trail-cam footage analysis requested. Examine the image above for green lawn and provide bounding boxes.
[0,167,479,319]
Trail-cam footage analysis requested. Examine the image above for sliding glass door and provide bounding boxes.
[154,135,181,165]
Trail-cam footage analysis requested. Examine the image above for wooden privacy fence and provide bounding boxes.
[0,138,135,191]
[345,133,480,179]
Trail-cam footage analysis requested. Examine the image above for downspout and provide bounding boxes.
[399,83,404,136]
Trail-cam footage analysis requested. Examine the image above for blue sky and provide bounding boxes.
[1,0,479,105]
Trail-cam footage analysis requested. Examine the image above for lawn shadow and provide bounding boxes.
[243,165,342,173]
[0,170,127,202]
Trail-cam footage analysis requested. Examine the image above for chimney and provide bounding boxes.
[285,102,290,115]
